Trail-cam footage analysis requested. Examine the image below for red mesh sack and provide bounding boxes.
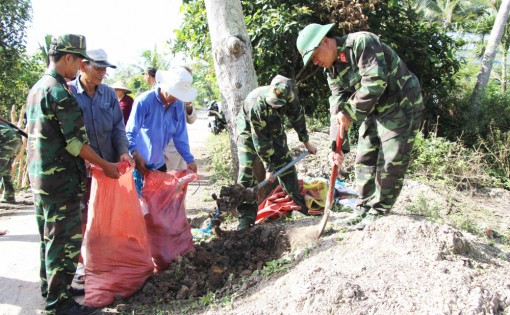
[83,161,153,307]
[142,169,198,273]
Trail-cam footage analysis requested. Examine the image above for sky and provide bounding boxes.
[26,0,185,71]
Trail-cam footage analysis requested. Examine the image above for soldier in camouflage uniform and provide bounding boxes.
[296,24,424,230]
[236,75,317,230]
[0,120,20,238]
[26,34,120,315]
[0,120,22,203]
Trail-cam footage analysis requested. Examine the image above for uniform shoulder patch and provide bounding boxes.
[338,52,348,63]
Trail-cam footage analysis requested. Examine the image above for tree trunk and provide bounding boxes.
[204,0,259,181]
[502,50,507,93]
[471,0,510,109]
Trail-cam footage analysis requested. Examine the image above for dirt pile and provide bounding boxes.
[115,225,290,312]
[204,216,510,315]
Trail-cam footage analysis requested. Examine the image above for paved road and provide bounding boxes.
[0,199,43,315]
[0,109,213,315]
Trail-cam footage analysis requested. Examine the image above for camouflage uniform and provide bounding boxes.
[26,35,91,315]
[236,75,310,229]
[326,32,424,217]
[0,121,22,202]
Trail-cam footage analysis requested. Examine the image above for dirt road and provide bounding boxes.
[0,108,213,315]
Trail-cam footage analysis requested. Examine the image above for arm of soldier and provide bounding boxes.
[327,76,351,153]
[286,97,310,142]
[54,92,118,179]
[184,102,197,124]
[248,105,274,172]
[79,144,120,178]
[346,33,388,119]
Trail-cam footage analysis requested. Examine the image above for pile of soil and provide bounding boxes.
[200,216,510,315]
[115,224,290,313]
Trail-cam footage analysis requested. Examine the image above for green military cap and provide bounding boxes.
[50,34,92,60]
[265,74,295,107]
[296,23,335,67]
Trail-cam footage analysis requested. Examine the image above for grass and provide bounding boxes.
[403,194,441,220]
[260,258,292,278]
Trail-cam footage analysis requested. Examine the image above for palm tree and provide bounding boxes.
[140,45,170,72]
[471,0,510,109]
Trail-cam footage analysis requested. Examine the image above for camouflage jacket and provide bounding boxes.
[237,86,309,171]
[327,32,424,141]
[0,121,22,168]
[26,70,89,202]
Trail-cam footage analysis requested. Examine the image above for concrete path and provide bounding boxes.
[0,200,44,315]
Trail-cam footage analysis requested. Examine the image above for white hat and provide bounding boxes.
[155,67,197,102]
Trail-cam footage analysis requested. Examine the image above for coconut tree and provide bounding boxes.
[471,0,510,109]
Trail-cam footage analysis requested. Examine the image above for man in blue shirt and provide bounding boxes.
[69,49,130,164]
[126,67,198,173]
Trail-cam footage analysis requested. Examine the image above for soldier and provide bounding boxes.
[296,23,424,230]
[0,120,22,203]
[236,75,317,230]
[26,34,120,315]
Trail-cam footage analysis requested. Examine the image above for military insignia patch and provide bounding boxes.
[338,52,348,63]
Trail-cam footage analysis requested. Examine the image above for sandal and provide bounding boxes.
[73,264,86,284]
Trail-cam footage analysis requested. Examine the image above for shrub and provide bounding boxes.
[408,132,498,189]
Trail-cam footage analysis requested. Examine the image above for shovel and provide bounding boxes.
[249,150,311,195]
[317,129,344,237]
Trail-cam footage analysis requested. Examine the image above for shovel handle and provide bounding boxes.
[317,129,344,237]
[254,151,310,191]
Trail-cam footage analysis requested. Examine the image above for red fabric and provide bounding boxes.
[119,94,133,125]
[142,169,198,273]
[255,179,327,224]
[83,162,153,307]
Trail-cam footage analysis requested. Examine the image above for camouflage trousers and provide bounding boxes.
[355,109,422,214]
[1,157,16,201]
[34,196,83,314]
[0,125,21,201]
[237,136,305,224]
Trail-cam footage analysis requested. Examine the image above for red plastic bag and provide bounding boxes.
[142,169,198,273]
[83,162,153,307]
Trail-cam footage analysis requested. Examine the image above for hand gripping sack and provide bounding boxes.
[142,169,198,272]
[83,162,153,307]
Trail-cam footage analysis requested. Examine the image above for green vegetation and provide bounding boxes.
[260,258,292,278]
[208,132,234,184]
[404,194,442,221]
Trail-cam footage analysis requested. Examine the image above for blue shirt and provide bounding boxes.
[68,76,129,163]
[126,88,194,169]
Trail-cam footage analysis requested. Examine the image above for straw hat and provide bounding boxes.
[111,81,131,94]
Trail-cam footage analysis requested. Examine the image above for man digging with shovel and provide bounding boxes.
[236,75,317,231]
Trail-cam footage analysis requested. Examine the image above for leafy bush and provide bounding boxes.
[479,127,510,189]
[408,132,498,189]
